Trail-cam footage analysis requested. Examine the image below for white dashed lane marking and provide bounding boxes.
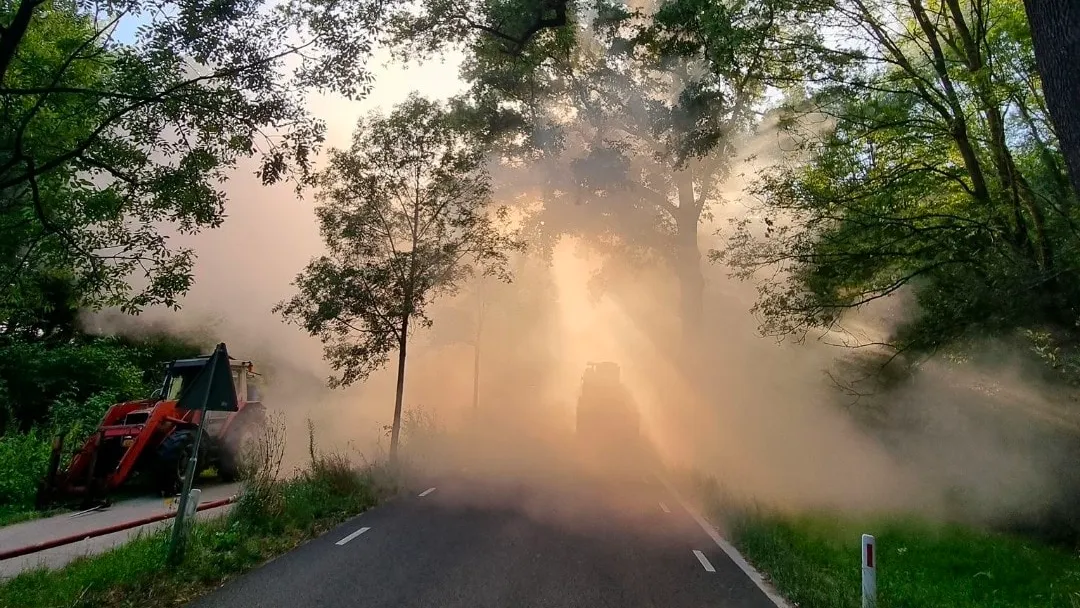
[693,550,716,573]
[335,527,370,546]
[418,487,437,498]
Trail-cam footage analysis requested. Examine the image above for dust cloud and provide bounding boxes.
[80,53,1080,534]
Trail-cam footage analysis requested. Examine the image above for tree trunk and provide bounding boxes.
[675,229,703,340]
[1024,0,1080,198]
[472,295,483,411]
[674,172,704,343]
[389,314,409,465]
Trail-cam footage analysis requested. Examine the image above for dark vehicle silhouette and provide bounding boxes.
[575,361,640,448]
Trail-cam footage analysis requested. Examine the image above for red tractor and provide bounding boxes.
[37,355,267,508]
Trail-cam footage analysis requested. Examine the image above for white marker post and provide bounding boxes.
[184,488,202,520]
[861,534,877,608]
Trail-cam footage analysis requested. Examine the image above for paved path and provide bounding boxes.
[0,482,239,578]
[190,472,785,608]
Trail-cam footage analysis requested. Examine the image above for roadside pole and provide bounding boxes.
[166,342,235,565]
[472,279,487,412]
[862,533,877,608]
[167,395,209,565]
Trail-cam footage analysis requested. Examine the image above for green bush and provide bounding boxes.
[0,431,51,507]
[233,454,378,535]
[0,332,204,434]
[282,454,376,526]
[0,337,144,432]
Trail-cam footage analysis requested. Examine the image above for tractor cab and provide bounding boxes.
[160,357,261,404]
[158,357,261,442]
[582,362,621,392]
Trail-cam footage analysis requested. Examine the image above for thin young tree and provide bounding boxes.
[276,94,519,463]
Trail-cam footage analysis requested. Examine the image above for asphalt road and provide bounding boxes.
[189,471,784,608]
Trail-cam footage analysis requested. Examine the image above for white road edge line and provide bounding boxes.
[659,501,671,513]
[335,526,370,546]
[656,473,793,608]
[418,487,437,498]
[693,550,716,572]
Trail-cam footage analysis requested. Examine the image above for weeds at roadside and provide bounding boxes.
[0,432,51,515]
[687,471,1080,608]
[375,405,446,481]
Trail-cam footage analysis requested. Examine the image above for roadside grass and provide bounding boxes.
[0,454,398,608]
[706,497,1080,608]
[0,505,66,528]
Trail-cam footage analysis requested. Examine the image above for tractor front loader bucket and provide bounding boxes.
[35,431,111,509]
[35,434,65,510]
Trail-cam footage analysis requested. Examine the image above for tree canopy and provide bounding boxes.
[719,0,1078,361]
[0,0,380,329]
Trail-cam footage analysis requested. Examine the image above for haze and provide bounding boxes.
[84,44,1080,531]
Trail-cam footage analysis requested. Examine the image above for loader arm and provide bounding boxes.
[104,400,191,490]
[49,399,196,498]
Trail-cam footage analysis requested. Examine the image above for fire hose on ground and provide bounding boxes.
[0,496,237,561]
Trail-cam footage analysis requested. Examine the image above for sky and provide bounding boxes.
[308,48,470,148]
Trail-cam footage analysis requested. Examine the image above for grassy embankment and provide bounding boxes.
[695,479,1080,608]
[0,448,398,608]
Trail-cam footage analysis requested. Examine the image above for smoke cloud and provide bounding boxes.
[82,51,1080,536]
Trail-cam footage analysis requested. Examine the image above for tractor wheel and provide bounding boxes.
[219,410,267,482]
[155,429,203,496]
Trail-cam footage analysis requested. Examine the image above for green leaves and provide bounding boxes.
[722,0,1080,354]
[277,95,520,387]
[386,0,575,60]
[0,0,383,324]
[0,331,201,432]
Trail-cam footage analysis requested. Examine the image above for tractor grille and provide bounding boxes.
[93,437,128,478]
[124,412,150,425]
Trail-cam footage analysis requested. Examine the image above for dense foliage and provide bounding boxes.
[1,0,380,320]
[0,332,203,433]
[716,0,1080,361]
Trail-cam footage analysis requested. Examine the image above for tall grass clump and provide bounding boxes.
[232,412,392,535]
